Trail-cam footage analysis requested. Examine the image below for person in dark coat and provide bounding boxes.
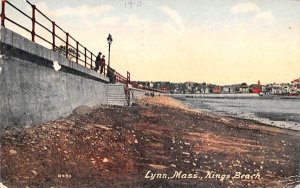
[94,52,101,71]
[100,55,105,74]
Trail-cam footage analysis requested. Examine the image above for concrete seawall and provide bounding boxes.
[0,27,109,128]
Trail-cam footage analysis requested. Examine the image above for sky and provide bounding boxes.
[3,0,300,84]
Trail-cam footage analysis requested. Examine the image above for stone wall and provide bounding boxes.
[0,27,109,128]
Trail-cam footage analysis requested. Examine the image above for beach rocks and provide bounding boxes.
[102,158,109,163]
[9,149,17,155]
[0,101,299,188]
[31,170,37,176]
[0,182,8,188]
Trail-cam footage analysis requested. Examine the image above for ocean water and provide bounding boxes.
[173,94,300,131]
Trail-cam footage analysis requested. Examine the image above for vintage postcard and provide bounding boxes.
[0,0,299,187]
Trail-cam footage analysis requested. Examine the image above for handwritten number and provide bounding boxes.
[125,0,142,8]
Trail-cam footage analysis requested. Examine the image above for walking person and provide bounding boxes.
[94,52,101,71]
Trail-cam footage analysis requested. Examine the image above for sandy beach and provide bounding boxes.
[1,96,299,187]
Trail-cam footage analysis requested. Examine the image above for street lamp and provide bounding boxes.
[107,33,113,67]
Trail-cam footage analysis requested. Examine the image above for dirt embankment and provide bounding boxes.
[1,96,300,187]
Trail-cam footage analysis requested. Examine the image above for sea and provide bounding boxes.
[173,94,300,131]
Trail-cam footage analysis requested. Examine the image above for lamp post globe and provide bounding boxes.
[107,33,113,67]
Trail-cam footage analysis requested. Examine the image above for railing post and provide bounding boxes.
[66,33,69,59]
[31,5,36,42]
[1,0,6,27]
[90,53,93,69]
[84,47,87,67]
[76,41,79,64]
[52,21,55,50]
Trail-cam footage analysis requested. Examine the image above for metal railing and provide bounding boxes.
[0,0,164,94]
[0,0,125,82]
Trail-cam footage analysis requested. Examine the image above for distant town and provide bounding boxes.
[133,77,300,96]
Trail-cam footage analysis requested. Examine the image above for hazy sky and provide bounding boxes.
[4,0,300,84]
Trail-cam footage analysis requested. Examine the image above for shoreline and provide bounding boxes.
[170,93,300,98]
[1,96,300,187]
[172,95,300,132]
[142,96,300,136]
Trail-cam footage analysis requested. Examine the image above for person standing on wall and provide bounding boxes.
[94,52,101,71]
[100,55,105,74]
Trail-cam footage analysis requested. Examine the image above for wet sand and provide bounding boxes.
[175,95,300,131]
[1,96,300,187]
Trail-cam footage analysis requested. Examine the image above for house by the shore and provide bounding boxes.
[291,77,300,95]
[238,83,250,93]
[211,86,222,93]
[249,80,262,94]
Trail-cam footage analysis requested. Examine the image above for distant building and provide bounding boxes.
[291,77,300,95]
[212,86,222,93]
[149,82,154,88]
[221,85,236,93]
[249,80,262,93]
[292,78,300,85]
[160,86,169,91]
[270,84,283,95]
[222,86,230,93]
[238,83,249,93]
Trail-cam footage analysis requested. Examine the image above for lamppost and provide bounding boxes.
[107,33,113,67]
